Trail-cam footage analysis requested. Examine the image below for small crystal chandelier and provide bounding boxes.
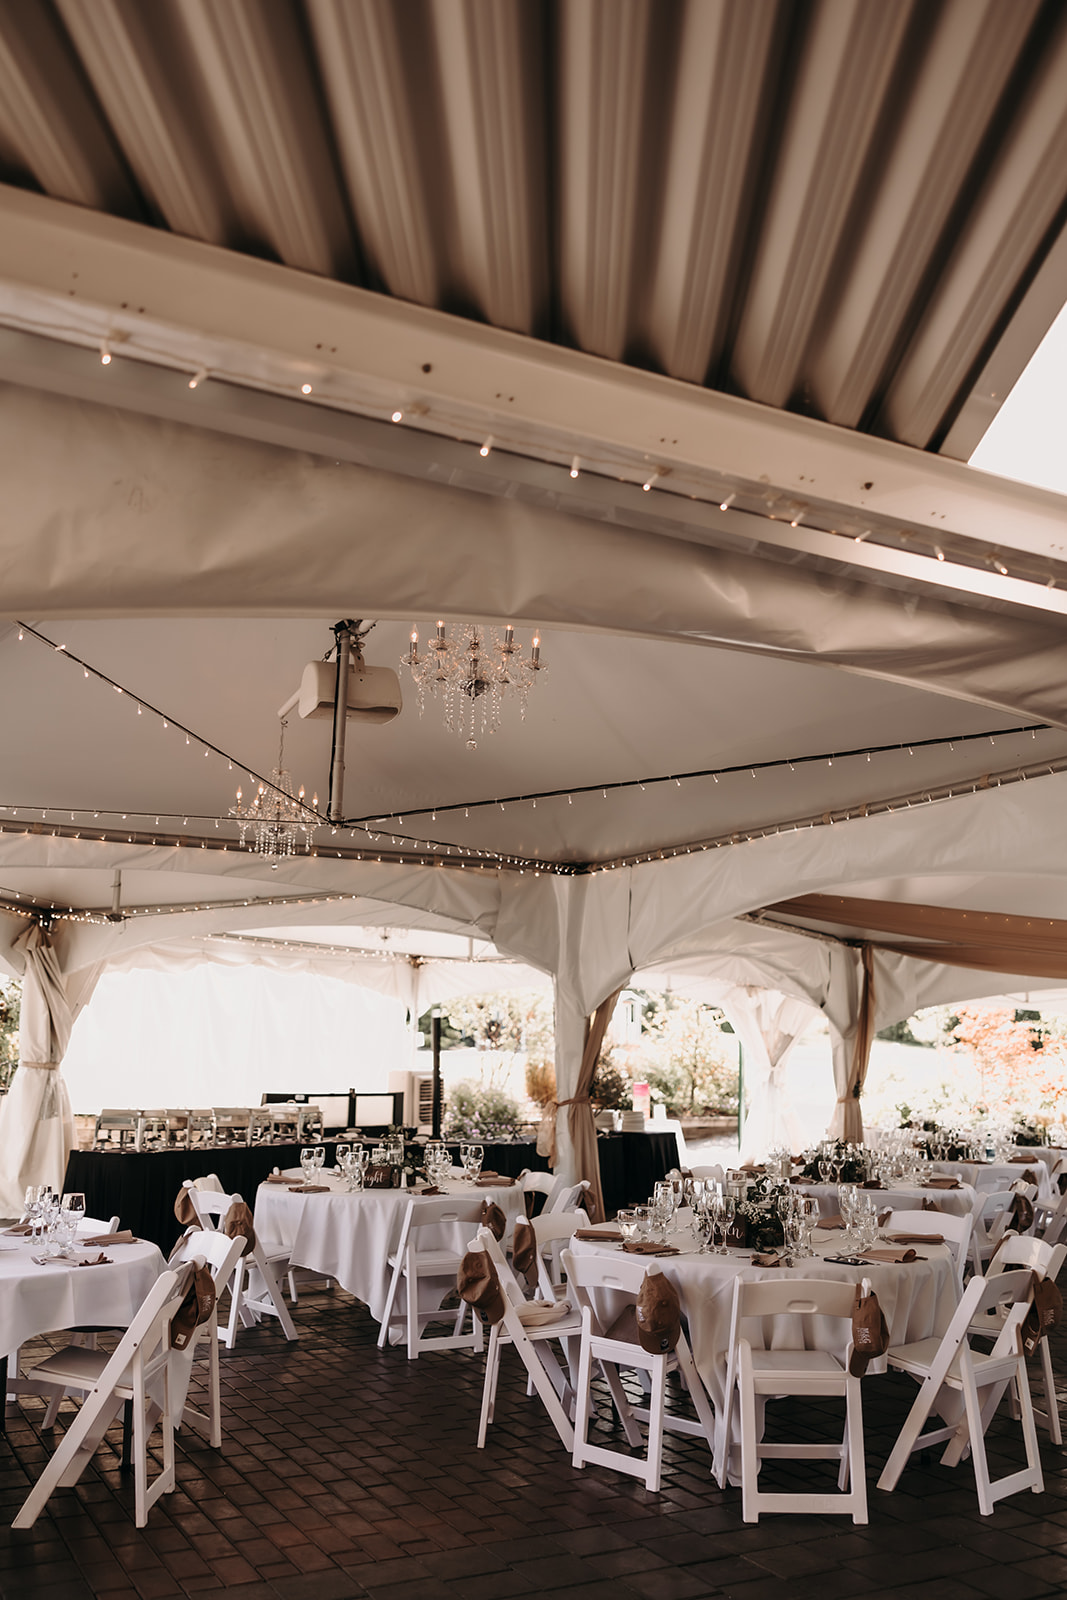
[229,719,318,858]
[401,622,545,749]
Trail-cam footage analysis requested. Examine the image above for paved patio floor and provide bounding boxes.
[2,1285,1066,1600]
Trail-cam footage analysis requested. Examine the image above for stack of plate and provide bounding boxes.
[620,1110,646,1132]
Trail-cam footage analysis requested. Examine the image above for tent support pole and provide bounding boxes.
[328,620,354,823]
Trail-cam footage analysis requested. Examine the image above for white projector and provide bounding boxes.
[292,658,402,724]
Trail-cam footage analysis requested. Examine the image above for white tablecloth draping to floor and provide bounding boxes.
[253,1174,527,1327]
[0,1234,166,1358]
[1005,1147,1066,1177]
[792,1180,977,1220]
[933,1160,1053,1201]
[570,1214,960,1425]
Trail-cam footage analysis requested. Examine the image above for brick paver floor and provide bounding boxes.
[2,1285,1066,1600]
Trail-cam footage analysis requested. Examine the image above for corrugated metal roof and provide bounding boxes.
[0,0,1064,455]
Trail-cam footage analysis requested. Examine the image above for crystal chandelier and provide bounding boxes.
[401,622,545,749]
[229,720,318,858]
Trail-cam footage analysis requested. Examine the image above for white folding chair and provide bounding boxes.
[970,1190,1017,1276]
[377,1195,488,1358]
[548,1179,591,1215]
[690,1164,725,1184]
[165,1228,248,1447]
[560,1248,716,1493]
[1039,1186,1067,1246]
[977,1235,1066,1445]
[517,1170,566,1212]
[15,1269,189,1528]
[877,1268,1043,1515]
[716,1276,868,1523]
[882,1208,973,1290]
[182,1182,297,1345]
[76,1215,121,1236]
[472,1228,582,1451]
[526,1209,588,1299]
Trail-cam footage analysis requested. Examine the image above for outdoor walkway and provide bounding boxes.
[1,1286,1066,1600]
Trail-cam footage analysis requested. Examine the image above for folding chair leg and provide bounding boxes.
[478,1326,502,1447]
[1041,1341,1062,1444]
[377,1263,403,1350]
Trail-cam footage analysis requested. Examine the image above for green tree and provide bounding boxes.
[634,999,738,1115]
[0,978,21,1091]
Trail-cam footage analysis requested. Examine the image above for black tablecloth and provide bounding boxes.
[63,1128,678,1249]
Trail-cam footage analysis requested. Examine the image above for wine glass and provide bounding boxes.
[299,1147,316,1179]
[464,1144,484,1182]
[797,1196,820,1257]
[717,1195,736,1254]
[62,1191,86,1236]
[617,1208,639,1244]
[335,1143,350,1171]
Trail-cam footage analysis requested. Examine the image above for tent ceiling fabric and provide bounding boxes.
[0,0,1065,1037]
[0,0,1064,456]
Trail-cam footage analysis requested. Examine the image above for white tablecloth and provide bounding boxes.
[792,1180,977,1220]
[0,1234,166,1358]
[933,1160,1053,1201]
[571,1214,960,1420]
[253,1174,526,1325]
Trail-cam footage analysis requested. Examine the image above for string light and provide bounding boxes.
[642,471,659,492]
[188,367,208,389]
[300,382,313,395]
[391,409,403,422]
[479,435,493,457]
[570,456,580,478]
[99,339,111,365]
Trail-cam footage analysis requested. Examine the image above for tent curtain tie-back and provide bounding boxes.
[22,1061,60,1070]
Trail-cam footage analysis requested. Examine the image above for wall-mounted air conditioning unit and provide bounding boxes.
[388,1070,436,1130]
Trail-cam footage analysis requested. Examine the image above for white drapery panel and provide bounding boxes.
[721,987,815,1163]
[4,387,1067,728]
[0,923,77,1214]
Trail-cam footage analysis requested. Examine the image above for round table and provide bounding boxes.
[253,1172,526,1327]
[570,1213,960,1423]
[0,1233,166,1361]
[933,1160,1054,1202]
[792,1180,977,1220]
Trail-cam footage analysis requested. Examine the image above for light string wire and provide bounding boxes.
[340,720,1053,828]
[7,621,546,874]
[3,311,1066,594]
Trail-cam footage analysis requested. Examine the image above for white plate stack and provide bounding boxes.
[620,1110,646,1132]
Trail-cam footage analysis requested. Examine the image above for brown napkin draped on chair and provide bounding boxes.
[81,1230,137,1246]
[174,1186,198,1226]
[511,1217,537,1284]
[170,1262,217,1351]
[479,1199,507,1241]
[223,1199,256,1254]
[635,1269,681,1354]
[860,1247,919,1263]
[849,1285,889,1376]
[921,1198,944,1213]
[1022,1271,1065,1357]
[457,1249,505,1325]
[1010,1190,1035,1232]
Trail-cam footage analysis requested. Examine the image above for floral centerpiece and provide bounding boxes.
[736,1173,790,1250]
[799,1139,867,1183]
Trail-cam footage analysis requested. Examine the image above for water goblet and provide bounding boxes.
[632,1204,653,1242]
[839,1183,858,1247]
[797,1196,820,1257]
[651,1190,674,1243]
[465,1144,484,1182]
[717,1195,736,1254]
[616,1208,639,1244]
[334,1143,350,1171]
[300,1147,316,1179]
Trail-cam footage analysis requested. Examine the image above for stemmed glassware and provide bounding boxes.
[299,1147,316,1179]
[462,1144,484,1182]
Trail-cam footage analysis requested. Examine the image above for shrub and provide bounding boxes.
[443,1081,528,1141]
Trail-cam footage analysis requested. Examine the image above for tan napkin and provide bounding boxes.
[416,1185,440,1196]
[622,1241,679,1256]
[4,1223,32,1235]
[791,1175,815,1184]
[886,1231,942,1245]
[81,1230,137,1246]
[265,1173,290,1184]
[1010,1154,1037,1163]
[924,1177,960,1189]
[861,1180,885,1190]
[751,1252,784,1267]
[76,1252,113,1267]
[816,1213,844,1229]
[921,1199,944,1213]
[516,1297,573,1328]
[860,1247,919,1263]
[290,1184,329,1194]
[475,1175,515,1187]
[574,1228,622,1242]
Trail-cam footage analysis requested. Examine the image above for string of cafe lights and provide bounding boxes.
[4,308,1066,594]
[5,622,554,876]
[343,721,1053,828]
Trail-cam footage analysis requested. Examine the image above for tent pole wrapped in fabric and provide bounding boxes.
[0,923,77,1214]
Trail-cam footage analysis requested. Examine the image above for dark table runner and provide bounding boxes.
[63,1129,678,1249]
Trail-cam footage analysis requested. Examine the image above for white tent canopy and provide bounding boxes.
[1,4,1067,1189]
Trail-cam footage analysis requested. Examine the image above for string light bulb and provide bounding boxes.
[188,367,207,390]
[479,435,493,457]
[99,340,112,365]
[300,382,313,395]
[570,455,580,478]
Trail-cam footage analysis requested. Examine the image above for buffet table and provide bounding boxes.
[63,1130,677,1250]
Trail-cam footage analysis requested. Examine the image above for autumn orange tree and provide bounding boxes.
[948,1007,1067,1129]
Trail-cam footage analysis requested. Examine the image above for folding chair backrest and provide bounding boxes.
[171,1227,247,1287]
[530,1209,586,1296]
[394,1194,488,1259]
[690,1164,725,1183]
[988,1234,1066,1280]
[974,1189,1015,1244]
[730,1274,859,1329]
[78,1215,120,1236]
[1041,1188,1067,1246]
[547,1180,591,1214]
[475,1225,529,1306]
[929,1268,1034,1382]
[561,1245,656,1325]
[183,1182,238,1230]
[884,1208,973,1287]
